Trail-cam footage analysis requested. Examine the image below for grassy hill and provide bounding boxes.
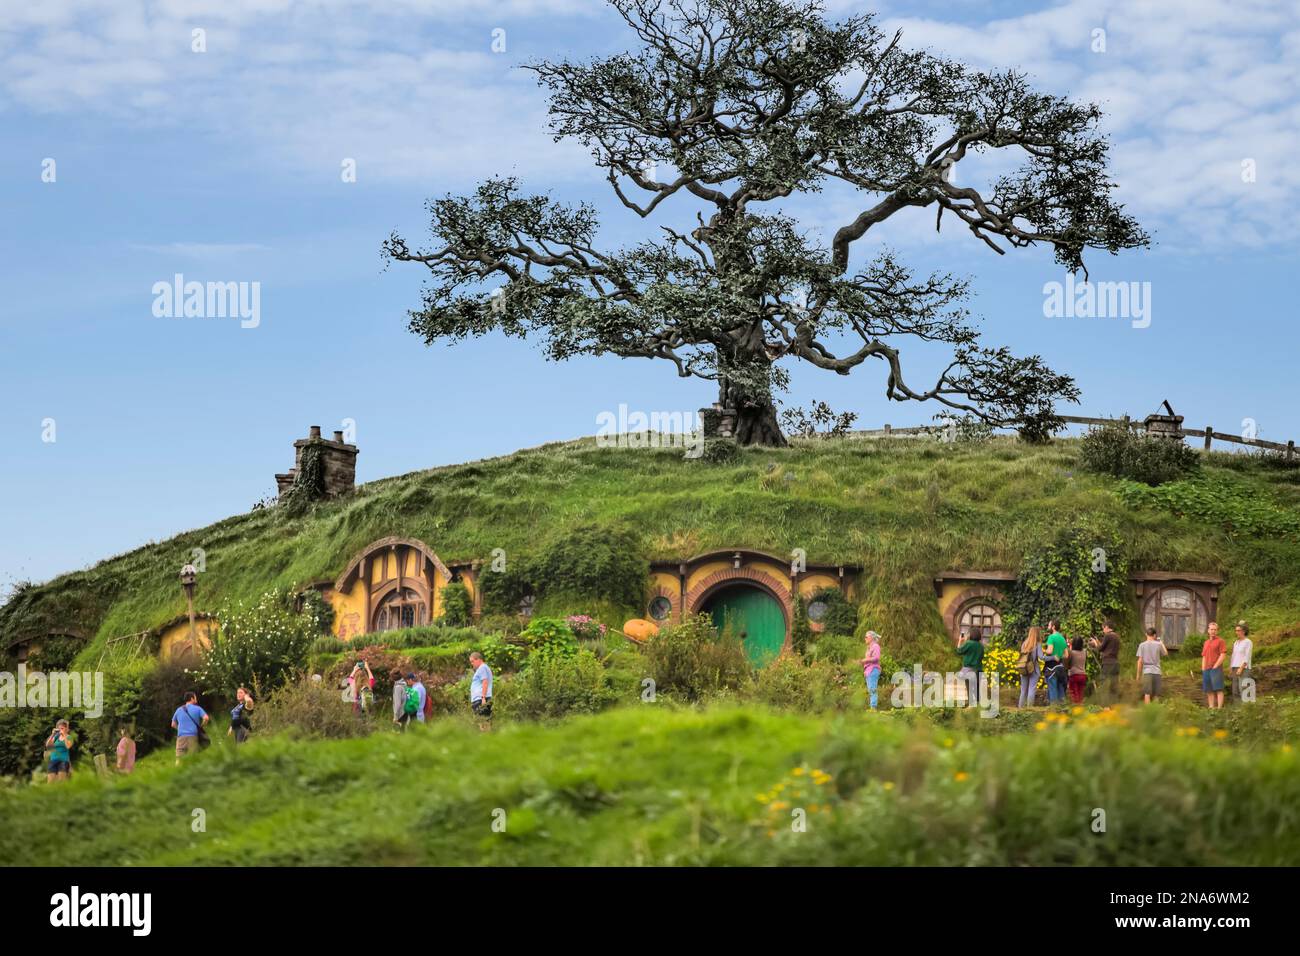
[4,434,1300,672]
[3,699,1298,866]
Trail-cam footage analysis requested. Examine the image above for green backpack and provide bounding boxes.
[404,685,421,716]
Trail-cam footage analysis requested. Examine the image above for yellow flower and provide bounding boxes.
[1071,706,1083,715]
[771,800,789,811]
[1282,744,1293,754]
[1184,726,1200,736]
[953,772,969,782]
[882,781,895,791]
[943,737,955,748]
[1035,721,1048,731]
[791,767,805,777]
[1213,729,1229,740]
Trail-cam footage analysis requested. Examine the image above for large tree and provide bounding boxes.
[384,0,1148,446]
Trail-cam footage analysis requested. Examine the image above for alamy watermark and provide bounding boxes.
[595,404,704,458]
[890,665,1000,718]
[1043,273,1151,329]
[152,273,261,329]
[0,665,104,718]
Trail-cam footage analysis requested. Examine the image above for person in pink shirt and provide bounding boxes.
[861,630,883,710]
[115,727,136,774]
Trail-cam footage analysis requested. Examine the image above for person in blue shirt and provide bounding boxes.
[171,692,209,764]
[469,652,493,727]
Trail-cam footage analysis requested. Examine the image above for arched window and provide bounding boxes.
[1143,586,1208,648]
[958,602,1002,641]
[373,588,427,632]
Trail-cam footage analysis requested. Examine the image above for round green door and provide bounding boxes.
[706,585,786,667]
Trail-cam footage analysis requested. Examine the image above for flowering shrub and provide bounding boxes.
[566,615,607,641]
[191,589,315,697]
[754,765,838,838]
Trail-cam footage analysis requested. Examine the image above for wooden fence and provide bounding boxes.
[847,413,1296,459]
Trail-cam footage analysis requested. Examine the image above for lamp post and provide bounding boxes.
[180,563,198,650]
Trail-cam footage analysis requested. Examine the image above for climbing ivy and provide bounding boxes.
[279,443,327,516]
[1000,520,1131,646]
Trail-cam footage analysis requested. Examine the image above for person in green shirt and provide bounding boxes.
[955,631,984,707]
[1042,620,1068,704]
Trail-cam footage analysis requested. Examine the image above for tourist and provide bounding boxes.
[392,670,413,730]
[408,672,429,723]
[229,686,254,744]
[348,660,374,714]
[1201,621,1227,710]
[469,651,494,727]
[1017,626,1042,708]
[954,630,983,708]
[171,691,209,764]
[861,630,882,710]
[1089,622,1121,704]
[1230,621,1253,703]
[1067,636,1088,704]
[1136,627,1167,703]
[115,726,136,774]
[45,719,73,782]
[1042,620,1069,704]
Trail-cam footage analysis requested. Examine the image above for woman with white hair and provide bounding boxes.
[861,630,883,710]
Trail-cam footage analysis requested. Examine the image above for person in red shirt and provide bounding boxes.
[1201,621,1227,710]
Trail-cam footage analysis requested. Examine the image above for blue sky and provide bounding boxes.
[2,0,1298,591]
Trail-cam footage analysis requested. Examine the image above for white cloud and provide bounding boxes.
[1,0,1296,248]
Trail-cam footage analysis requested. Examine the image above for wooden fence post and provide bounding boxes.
[1204,426,1213,450]
[1288,441,1295,461]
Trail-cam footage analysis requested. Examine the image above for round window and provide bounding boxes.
[648,596,672,621]
[807,600,828,622]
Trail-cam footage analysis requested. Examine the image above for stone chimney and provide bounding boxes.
[275,425,359,498]
[1143,400,1185,441]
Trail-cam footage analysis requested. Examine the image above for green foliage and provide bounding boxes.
[1117,474,1300,540]
[310,636,347,656]
[278,443,327,516]
[520,617,578,666]
[698,438,740,464]
[7,700,1300,865]
[479,524,646,616]
[439,582,474,626]
[810,586,858,636]
[476,634,526,673]
[780,401,858,439]
[791,593,812,655]
[254,676,379,740]
[749,655,850,712]
[190,589,315,699]
[807,633,859,666]
[496,650,615,720]
[298,589,336,635]
[1080,422,1200,486]
[642,614,750,702]
[1000,520,1131,648]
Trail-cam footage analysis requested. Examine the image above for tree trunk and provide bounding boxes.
[726,388,787,447]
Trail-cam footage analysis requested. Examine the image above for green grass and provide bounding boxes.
[4,435,1300,671]
[3,700,1298,866]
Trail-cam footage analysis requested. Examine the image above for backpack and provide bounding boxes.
[1017,649,1035,675]
[404,685,420,716]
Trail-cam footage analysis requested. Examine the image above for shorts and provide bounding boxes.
[48,758,70,774]
[472,698,493,718]
[1202,667,1225,693]
[175,735,199,757]
[1141,673,1162,698]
